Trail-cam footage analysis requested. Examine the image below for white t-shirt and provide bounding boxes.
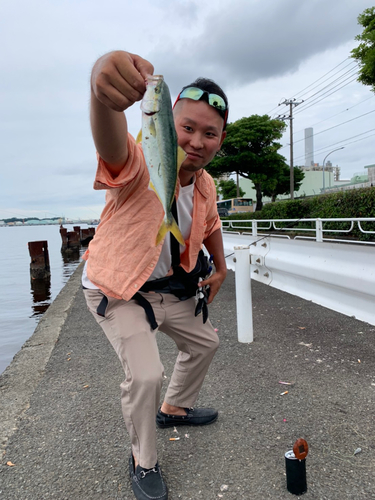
[82,179,195,289]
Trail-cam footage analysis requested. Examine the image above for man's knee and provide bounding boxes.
[211,333,220,353]
[132,365,164,391]
[202,331,220,356]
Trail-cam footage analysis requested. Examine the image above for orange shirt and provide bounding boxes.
[83,134,221,301]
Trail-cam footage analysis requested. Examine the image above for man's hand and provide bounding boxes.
[90,50,154,170]
[91,51,154,112]
[199,269,227,304]
[202,229,227,304]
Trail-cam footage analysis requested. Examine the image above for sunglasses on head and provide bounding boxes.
[173,87,228,126]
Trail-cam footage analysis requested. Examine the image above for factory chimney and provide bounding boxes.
[304,128,314,167]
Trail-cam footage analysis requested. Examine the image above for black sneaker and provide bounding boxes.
[129,454,168,500]
[156,407,218,428]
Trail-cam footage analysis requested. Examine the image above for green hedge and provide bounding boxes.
[223,187,375,241]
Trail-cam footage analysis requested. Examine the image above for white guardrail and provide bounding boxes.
[221,218,375,341]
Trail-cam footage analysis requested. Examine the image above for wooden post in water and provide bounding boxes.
[73,225,81,238]
[28,241,51,280]
[81,227,95,246]
[60,225,81,255]
[60,226,68,250]
[67,231,80,250]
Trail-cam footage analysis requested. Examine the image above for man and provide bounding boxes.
[82,50,228,500]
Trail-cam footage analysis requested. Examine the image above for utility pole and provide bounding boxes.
[278,98,303,200]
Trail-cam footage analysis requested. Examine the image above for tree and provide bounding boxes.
[218,179,245,199]
[351,7,375,92]
[206,115,288,211]
[262,166,305,202]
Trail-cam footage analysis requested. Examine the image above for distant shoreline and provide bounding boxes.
[0,221,99,227]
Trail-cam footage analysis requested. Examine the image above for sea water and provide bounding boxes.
[0,224,86,374]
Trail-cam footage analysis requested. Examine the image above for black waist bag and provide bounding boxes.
[139,249,210,300]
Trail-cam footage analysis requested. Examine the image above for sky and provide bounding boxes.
[0,0,374,220]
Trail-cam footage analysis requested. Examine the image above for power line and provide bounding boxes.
[294,74,359,115]
[273,70,358,119]
[296,64,358,105]
[280,109,375,150]
[293,128,375,163]
[267,57,355,115]
[293,94,375,133]
[270,58,373,172]
[292,58,356,99]
[268,59,358,117]
[267,99,287,116]
[273,73,356,119]
[329,132,375,150]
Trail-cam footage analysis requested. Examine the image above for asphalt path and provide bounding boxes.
[1,264,374,499]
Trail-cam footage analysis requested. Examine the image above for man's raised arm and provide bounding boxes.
[90,51,154,176]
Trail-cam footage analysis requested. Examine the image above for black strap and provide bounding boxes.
[96,294,109,317]
[130,196,210,329]
[128,197,179,330]
[132,292,158,330]
[170,198,180,268]
[139,276,171,293]
[96,291,158,330]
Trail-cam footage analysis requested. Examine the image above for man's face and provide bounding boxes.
[173,99,226,174]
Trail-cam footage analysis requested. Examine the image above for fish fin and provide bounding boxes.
[155,221,168,246]
[177,146,186,172]
[136,129,142,144]
[149,117,157,137]
[149,182,164,204]
[155,218,185,247]
[170,217,185,246]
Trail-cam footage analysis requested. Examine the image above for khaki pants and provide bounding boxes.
[83,289,219,469]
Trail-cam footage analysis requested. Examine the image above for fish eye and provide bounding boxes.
[155,86,161,94]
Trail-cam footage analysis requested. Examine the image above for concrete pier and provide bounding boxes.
[1,265,374,499]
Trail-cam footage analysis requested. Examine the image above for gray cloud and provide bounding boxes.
[148,0,369,93]
[0,0,372,219]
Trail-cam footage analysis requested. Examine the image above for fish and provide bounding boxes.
[137,74,186,247]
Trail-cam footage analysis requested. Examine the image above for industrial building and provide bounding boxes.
[239,128,374,204]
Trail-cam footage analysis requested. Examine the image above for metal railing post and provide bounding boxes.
[252,220,258,237]
[234,246,253,343]
[316,219,323,242]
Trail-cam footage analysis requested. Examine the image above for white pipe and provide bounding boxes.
[316,219,323,242]
[234,246,253,343]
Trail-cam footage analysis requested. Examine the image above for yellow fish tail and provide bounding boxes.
[156,217,185,247]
